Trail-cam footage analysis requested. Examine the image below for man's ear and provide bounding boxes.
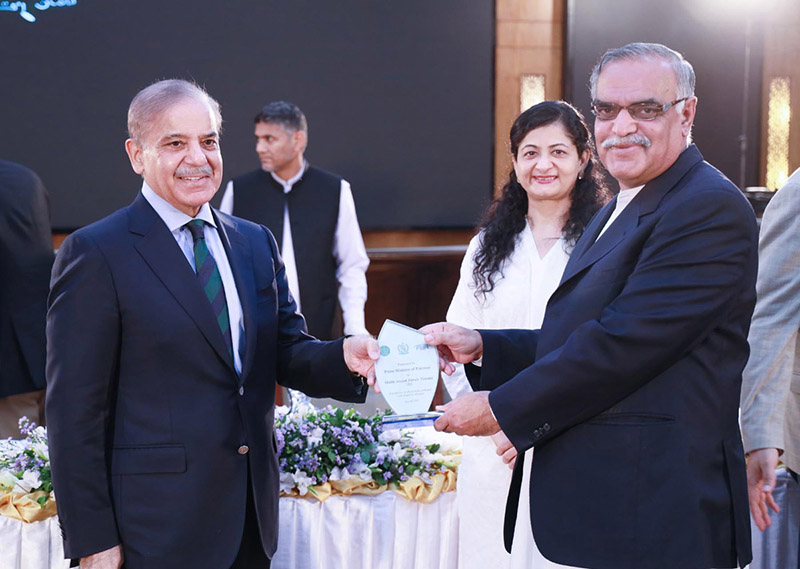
[125,138,145,175]
[680,96,697,137]
[293,130,308,154]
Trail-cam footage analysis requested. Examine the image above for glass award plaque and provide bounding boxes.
[375,319,442,429]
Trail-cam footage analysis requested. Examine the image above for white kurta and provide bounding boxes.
[445,227,575,569]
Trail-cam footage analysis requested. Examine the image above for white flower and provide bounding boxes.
[409,429,462,453]
[378,429,401,443]
[352,463,373,481]
[392,442,408,460]
[292,469,315,496]
[279,471,296,494]
[329,466,351,481]
[14,470,41,493]
[33,441,49,461]
[307,427,324,448]
[0,469,18,490]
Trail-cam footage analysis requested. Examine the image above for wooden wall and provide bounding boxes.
[495,0,564,195]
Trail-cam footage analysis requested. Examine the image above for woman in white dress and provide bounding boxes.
[445,101,610,569]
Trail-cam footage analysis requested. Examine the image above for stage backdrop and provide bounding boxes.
[0,1,494,231]
[565,0,764,192]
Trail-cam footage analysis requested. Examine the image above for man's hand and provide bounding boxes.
[434,391,499,436]
[747,447,781,531]
[420,322,483,375]
[80,545,123,569]
[343,335,381,392]
[491,430,518,469]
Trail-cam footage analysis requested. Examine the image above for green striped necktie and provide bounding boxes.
[185,219,234,361]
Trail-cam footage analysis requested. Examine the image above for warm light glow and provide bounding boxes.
[680,0,764,22]
[766,77,791,190]
[520,75,545,112]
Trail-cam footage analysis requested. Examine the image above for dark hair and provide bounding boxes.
[254,100,308,133]
[472,100,611,296]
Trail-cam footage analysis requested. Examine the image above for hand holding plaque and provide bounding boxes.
[375,319,442,429]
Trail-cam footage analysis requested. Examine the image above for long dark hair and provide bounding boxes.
[472,100,611,296]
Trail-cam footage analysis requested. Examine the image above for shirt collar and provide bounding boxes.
[616,184,645,209]
[270,159,307,193]
[141,181,217,232]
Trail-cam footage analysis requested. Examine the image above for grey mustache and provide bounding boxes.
[601,134,652,149]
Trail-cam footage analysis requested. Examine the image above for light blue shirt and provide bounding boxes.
[142,183,244,375]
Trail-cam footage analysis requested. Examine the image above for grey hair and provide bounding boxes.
[589,43,696,102]
[127,79,222,145]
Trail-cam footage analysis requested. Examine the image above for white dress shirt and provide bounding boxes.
[220,161,369,335]
[596,184,645,240]
[142,183,244,375]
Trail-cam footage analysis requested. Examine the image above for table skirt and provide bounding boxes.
[0,516,69,569]
[273,491,458,569]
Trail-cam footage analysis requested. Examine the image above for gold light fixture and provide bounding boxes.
[520,74,545,112]
[765,77,791,190]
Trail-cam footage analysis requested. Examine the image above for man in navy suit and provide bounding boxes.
[425,43,756,569]
[45,80,379,569]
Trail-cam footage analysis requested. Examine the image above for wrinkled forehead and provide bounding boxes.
[595,57,678,104]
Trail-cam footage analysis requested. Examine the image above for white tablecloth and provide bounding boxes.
[0,516,69,569]
[7,470,792,569]
[272,491,459,569]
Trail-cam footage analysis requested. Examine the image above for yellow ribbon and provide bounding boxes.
[0,491,57,523]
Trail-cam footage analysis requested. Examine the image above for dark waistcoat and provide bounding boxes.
[231,166,341,339]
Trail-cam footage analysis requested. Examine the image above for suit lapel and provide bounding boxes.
[559,145,705,286]
[128,194,235,371]
[214,212,258,381]
[566,197,616,266]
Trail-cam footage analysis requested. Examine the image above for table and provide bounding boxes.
[0,515,68,569]
[272,490,458,569]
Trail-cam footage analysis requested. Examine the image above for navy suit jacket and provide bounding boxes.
[481,146,757,569]
[45,193,365,568]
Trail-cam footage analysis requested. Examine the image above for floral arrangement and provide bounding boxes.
[275,405,460,500]
[0,417,52,503]
[0,417,57,523]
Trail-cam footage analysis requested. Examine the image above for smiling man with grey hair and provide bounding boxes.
[424,42,756,569]
[45,79,380,569]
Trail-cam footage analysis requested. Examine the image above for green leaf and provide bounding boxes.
[37,495,48,508]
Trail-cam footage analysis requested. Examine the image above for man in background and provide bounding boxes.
[0,158,54,437]
[740,167,800,564]
[220,101,369,339]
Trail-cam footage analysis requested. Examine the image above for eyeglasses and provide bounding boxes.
[590,98,688,121]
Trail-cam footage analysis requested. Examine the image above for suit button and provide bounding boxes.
[533,431,541,439]
[238,445,249,455]
[543,423,551,432]
[239,386,245,396]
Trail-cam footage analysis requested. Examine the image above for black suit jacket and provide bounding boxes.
[481,146,756,569]
[0,159,54,398]
[45,193,365,568]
